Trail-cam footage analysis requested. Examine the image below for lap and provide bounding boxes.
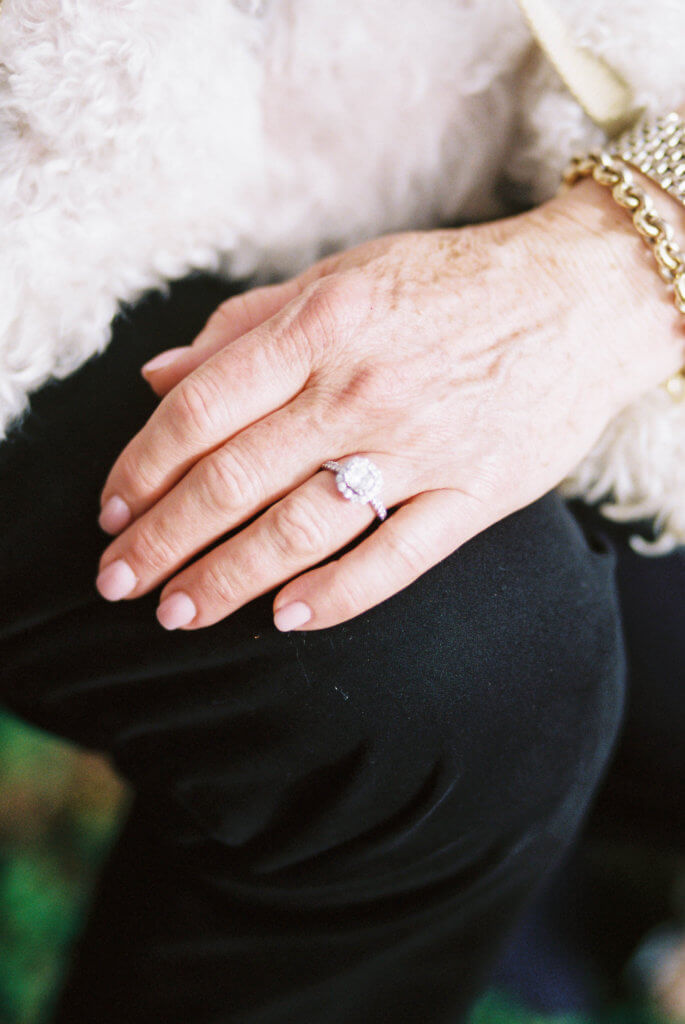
[0,273,622,830]
[0,274,627,1022]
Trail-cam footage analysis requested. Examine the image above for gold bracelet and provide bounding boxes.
[563,150,685,400]
[611,111,685,210]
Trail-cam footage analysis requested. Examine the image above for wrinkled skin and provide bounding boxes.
[95,180,684,631]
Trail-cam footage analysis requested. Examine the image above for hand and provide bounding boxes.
[95,183,684,631]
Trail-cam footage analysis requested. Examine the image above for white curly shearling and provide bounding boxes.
[1,0,684,547]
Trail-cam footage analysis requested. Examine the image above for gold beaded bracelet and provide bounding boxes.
[563,149,685,400]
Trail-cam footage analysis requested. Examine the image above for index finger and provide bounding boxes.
[99,314,311,533]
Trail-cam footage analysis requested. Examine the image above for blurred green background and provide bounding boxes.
[0,708,675,1024]
[0,711,126,1024]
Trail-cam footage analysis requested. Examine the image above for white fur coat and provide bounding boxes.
[2,0,685,547]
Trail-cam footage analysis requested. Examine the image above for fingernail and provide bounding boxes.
[274,601,312,632]
[141,346,189,375]
[99,495,131,534]
[96,559,137,601]
[156,592,197,630]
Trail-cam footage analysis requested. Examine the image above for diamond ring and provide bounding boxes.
[322,456,387,521]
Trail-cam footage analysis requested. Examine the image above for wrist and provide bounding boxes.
[539,176,685,408]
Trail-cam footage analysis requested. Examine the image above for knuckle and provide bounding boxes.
[111,449,159,501]
[199,447,257,516]
[129,521,180,576]
[195,560,240,610]
[321,271,372,317]
[269,494,330,561]
[296,275,371,355]
[171,370,226,438]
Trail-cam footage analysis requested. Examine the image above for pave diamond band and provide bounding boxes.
[322,457,387,521]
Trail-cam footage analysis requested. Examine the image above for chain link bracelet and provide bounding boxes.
[563,150,685,400]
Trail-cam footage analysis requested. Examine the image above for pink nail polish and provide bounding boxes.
[96,559,137,601]
[274,601,312,632]
[99,495,131,534]
[156,592,197,630]
[141,347,189,375]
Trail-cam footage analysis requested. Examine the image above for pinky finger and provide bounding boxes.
[273,489,495,631]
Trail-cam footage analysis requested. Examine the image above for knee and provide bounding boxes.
[255,493,626,871]
[368,491,626,856]
[106,494,624,880]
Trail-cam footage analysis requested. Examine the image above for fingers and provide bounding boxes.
[141,278,307,397]
[273,489,495,630]
[97,459,493,635]
[99,315,313,533]
[97,443,495,634]
[96,397,337,601]
[149,455,411,630]
[100,269,361,533]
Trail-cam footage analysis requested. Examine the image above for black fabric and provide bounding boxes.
[0,273,672,1023]
[493,502,685,1015]
[577,505,685,852]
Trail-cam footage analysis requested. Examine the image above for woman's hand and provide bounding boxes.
[95,182,684,631]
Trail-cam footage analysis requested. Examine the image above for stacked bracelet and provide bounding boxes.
[611,111,685,208]
[563,125,685,401]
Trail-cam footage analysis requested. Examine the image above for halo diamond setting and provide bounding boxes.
[322,456,387,520]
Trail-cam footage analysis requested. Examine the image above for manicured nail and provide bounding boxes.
[141,347,190,375]
[274,601,312,632]
[96,559,137,601]
[99,495,132,534]
[156,592,197,630]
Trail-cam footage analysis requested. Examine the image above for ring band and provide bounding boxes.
[322,456,388,521]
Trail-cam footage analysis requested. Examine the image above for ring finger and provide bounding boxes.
[153,454,411,630]
[96,394,343,602]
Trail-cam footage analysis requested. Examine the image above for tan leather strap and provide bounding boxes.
[516,0,641,137]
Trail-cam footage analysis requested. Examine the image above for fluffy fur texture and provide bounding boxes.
[1,0,684,546]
